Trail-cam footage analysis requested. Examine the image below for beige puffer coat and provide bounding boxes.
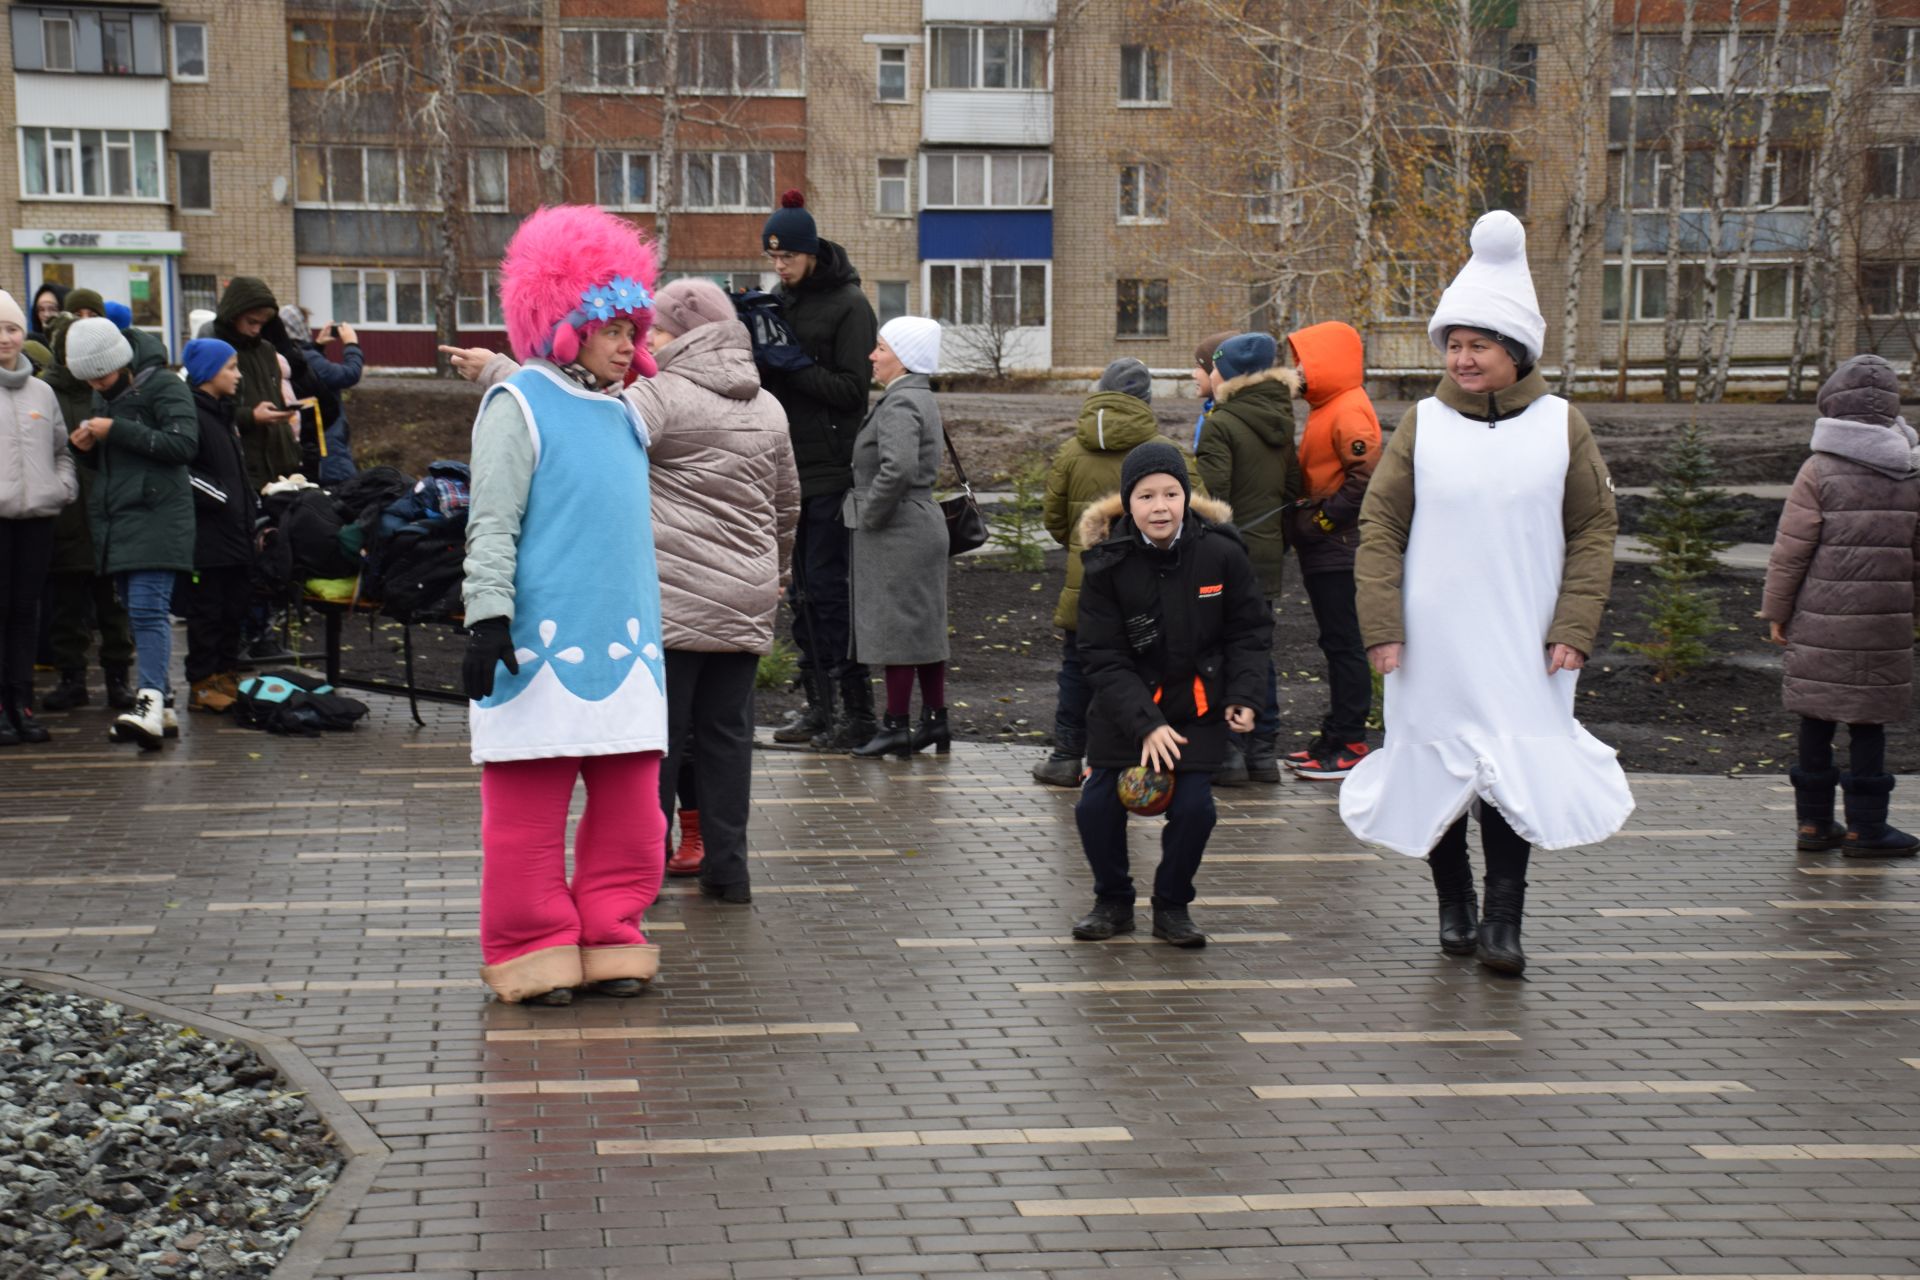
[624,321,801,654]
[0,363,75,519]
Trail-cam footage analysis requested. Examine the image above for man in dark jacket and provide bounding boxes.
[1196,332,1302,785]
[758,191,879,748]
[1070,442,1273,949]
[213,277,301,492]
[179,339,259,714]
[281,305,363,486]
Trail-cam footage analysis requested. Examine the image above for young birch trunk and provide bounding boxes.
[656,0,682,265]
[1660,0,1699,401]
[1795,0,1872,395]
[1692,1,1742,402]
[426,0,461,375]
[1560,0,1606,395]
[1714,0,1791,402]
[1614,2,1646,400]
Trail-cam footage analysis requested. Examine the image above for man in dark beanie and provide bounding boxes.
[757,189,880,750]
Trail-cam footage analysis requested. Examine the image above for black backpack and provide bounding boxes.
[380,513,468,623]
[233,669,369,736]
[731,289,809,369]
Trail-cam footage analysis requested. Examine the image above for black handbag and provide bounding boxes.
[940,429,989,556]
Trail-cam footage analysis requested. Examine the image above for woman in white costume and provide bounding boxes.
[1339,211,1634,975]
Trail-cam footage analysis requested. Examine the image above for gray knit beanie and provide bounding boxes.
[1096,357,1152,404]
[64,317,132,381]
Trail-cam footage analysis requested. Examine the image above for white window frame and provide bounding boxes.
[1117,161,1168,225]
[1862,261,1920,316]
[680,29,806,96]
[1380,260,1444,322]
[329,267,437,330]
[1886,28,1920,90]
[457,270,505,329]
[677,151,775,212]
[876,44,909,101]
[175,149,212,212]
[562,28,662,91]
[876,280,910,324]
[170,21,208,82]
[924,260,1050,329]
[294,144,426,210]
[1115,277,1169,338]
[560,27,802,95]
[468,148,509,210]
[20,127,166,202]
[925,25,1052,92]
[1868,143,1918,201]
[1118,44,1169,106]
[41,14,75,71]
[1604,260,1798,321]
[920,152,1051,210]
[595,149,657,211]
[876,158,910,217]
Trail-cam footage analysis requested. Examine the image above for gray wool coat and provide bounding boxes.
[842,374,950,666]
[1761,413,1920,725]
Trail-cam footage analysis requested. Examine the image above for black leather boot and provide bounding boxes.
[1791,765,1846,851]
[1842,772,1920,858]
[1428,841,1479,956]
[6,704,49,745]
[103,665,135,712]
[1071,899,1135,941]
[1151,904,1208,948]
[42,670,89,710]
[1215,742,1250,788]
[1243,735,1281,783]
[772,666,830,744]
[911,707,951,754]
[852,713,913,758]
[814,670,878,751]
[1476,877,1527,975]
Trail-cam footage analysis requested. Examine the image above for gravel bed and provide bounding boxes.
[0,979,342,1280]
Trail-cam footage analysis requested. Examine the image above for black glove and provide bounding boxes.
[463,617,519,701]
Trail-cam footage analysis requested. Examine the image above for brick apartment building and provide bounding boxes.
[4,0,1914,383]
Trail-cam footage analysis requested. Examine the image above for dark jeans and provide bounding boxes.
[789,492,861,680]
[1432,803,1531,882]
[44,570,134,673]
[0,517,57,709]
[660,649,759,890]
[1800,717,1888,779]
[1052,630,1090,757]
[1077,767,1217,908]
[1303,569,1371,742]
[180,566,251,684]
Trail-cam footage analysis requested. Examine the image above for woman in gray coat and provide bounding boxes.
[844,316,950,757]
[1762,354,1920,857]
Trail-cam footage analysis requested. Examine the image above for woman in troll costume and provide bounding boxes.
[460,205,668,1006]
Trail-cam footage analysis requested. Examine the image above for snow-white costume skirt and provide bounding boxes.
[1339,393,1633,856]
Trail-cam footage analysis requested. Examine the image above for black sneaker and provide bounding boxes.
[1071,901,1136,941]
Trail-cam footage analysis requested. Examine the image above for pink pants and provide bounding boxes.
[478,752,665,965]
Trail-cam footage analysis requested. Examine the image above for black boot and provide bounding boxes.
[42,670,89,711]
[6,704,49,745]
[852,713,913,758]
[1841,772,1920,858]
[1790,764,1846,851]
[0,711,17,747]
[1071,899,1136,941]
[103,665,135,712]
[1427,841,1479,956]
[814,669,878,751]
[1476,877,1527,975]
[698,880,752,904]
[772,666,830,744]
[1215,742,1250,788]
[1151,904,1208,948]
[911,707,951,754]
[1243,735,1281,783]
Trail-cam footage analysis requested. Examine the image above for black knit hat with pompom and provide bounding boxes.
[761,189,819,256]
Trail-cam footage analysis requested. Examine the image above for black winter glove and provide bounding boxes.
[463,617,519,701]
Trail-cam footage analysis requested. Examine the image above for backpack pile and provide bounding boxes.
[233,670,370,736]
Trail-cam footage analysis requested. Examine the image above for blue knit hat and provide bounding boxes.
[183,337,237,388]
[103,300,133,330]
[1212,332,1278,382]
[761,189,819,256]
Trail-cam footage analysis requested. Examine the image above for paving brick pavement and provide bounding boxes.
[4,690,1920,1279]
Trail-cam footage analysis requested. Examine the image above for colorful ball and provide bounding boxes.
[1118,765,1175,816]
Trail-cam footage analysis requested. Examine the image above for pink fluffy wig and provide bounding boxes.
[498,205,658,377]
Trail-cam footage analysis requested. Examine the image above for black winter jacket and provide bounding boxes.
[187,388,259,570]
[1076,492,1274,773]
[766,239,877,498]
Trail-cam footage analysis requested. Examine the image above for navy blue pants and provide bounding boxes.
[1076,767,1216,908]
[1051,630,1090,757]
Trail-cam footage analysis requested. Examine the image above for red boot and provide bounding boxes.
[666,809,704,877]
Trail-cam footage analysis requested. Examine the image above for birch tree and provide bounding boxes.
[1614,0,1646,399]
[1708,0,1792,402]
[1559,0,1607,395]
[1792,0,1874,396]
[1659,0,1700,401]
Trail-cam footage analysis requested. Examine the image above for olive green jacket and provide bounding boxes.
[1196,367,1303,597]
[1354,370,1617,655]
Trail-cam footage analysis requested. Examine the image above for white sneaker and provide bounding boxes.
[110,689,167,751]
[163,704,179,739]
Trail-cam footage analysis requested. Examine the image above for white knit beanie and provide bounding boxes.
[64,316,133,381]
[0,291,26,333]
[880,316,941,376]
[1427,210,1546,364]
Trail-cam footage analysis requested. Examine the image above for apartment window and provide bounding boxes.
[1869,144,1920,200]
[21,128,163,200]
[660,29,805,95]
[1862,262,1920,315]
[680,152,774,211]
[927,26,1051,91]
[331,268,435,328]
[288,22,335,86]
[1249,167,1289,224]
[595,150,655,210]
[1876,28,1920,88]
[101,13,134,74]
[1603,263,1796,321]
[1623,146,1811,209]
[171,22,207,81]
[294,145,428,208]
[469,149,508,210]
[180,274,218,325]
[41,15,74,71]
[1116,278,1168,337]
[877,45,908,101]
[877,158,910,216]
[1383,261,1444,321]
[176,150,211,210]
[928,262,1047,327]
[458,28,541,93]
[1119,45,1168,104]
[877,281,909,324]
[457,271,505,329]
[563,29,662,89]
[1117,162,1168,224]
[922,152,1050,208]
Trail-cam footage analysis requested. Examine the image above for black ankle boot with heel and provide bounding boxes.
[911,707,950,754]
[1427,843,1479,956]
[852,713,913,758]
[1476,877,1527,975]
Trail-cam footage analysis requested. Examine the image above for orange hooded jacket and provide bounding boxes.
[1284,321,1381,574]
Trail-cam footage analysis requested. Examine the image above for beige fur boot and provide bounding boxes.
[479,944,584,1004]
[581,944,660,987]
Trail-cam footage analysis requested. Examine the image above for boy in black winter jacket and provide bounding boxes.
[1070,442,1274,948]
[180,338,258,714]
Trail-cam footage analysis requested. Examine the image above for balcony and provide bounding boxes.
[923,90,1052,146]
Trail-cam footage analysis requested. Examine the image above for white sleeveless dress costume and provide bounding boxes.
[1338,393,1635,856]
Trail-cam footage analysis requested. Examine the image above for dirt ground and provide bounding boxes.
[333,377,1919,775]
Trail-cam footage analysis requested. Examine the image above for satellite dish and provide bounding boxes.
[271,175,289,203]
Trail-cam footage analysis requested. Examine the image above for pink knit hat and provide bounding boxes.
[498,205,658,376]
